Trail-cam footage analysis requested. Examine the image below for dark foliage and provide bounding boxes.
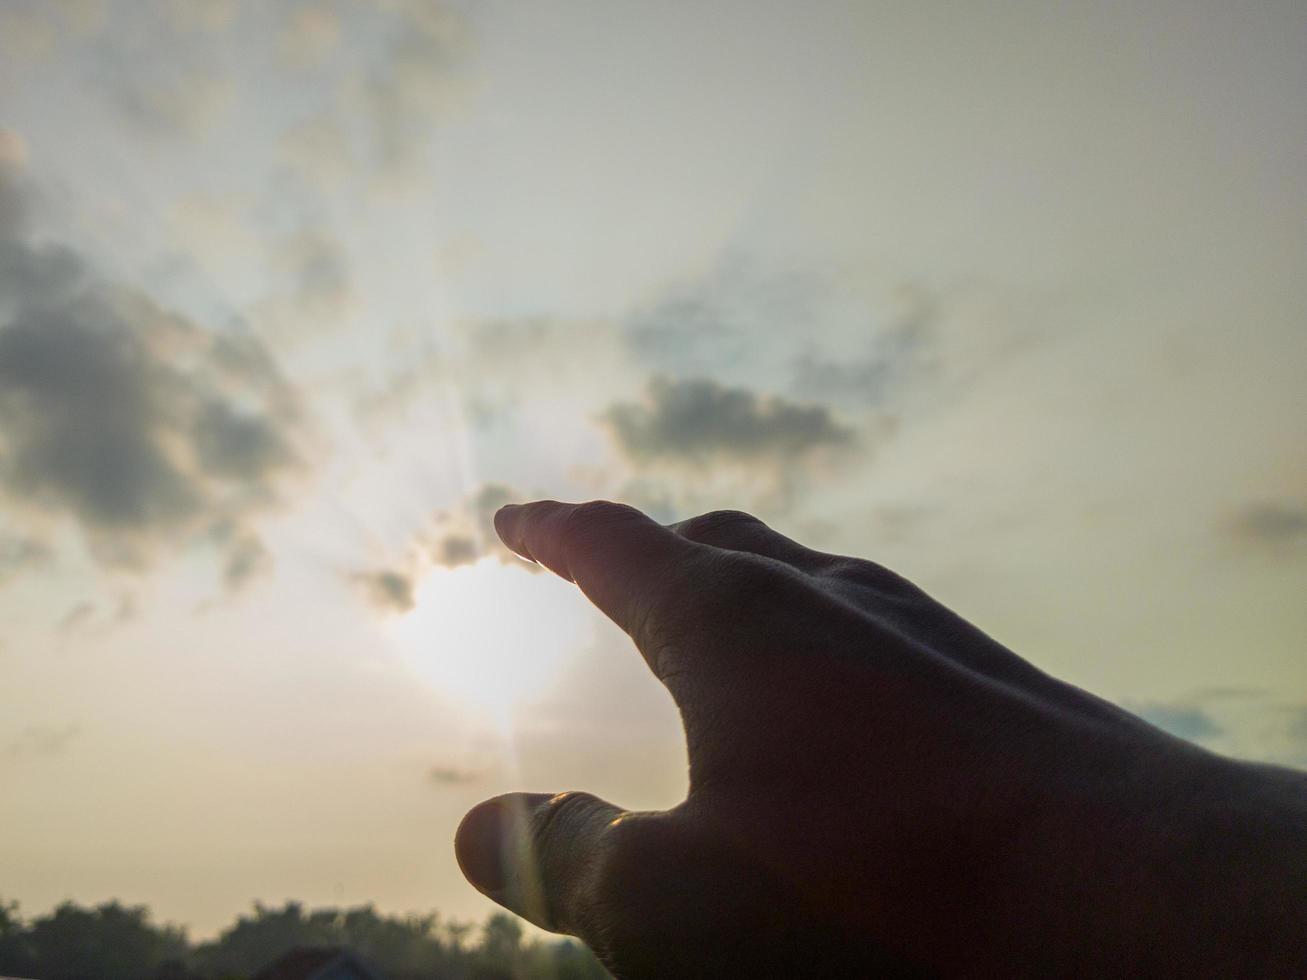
[0,898,609,980]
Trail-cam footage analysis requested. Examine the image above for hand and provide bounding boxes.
[454,502,1307,978]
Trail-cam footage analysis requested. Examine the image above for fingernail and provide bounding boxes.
[455,800,508,893]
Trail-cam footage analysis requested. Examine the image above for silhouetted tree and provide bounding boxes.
[12,900,188,980]
[0,900,35,977]
[0,897,608,979]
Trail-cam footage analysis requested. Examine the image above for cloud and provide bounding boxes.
[1126,692,1307,768]
[625,258,813,379]
[103,63,233,138]
[603,376,854,464]
[351,1,469,175]
[791,294,936,407]
[278,118,355,187]
[352,483,531,612]
[423,482,527,571]
[427,765,483,786]
[213,522,273,592]
[57,601,96,635]
[280,5,341,66]
[435,534,478,568]
[162,0,237,34]
[0,533,51,584]
[1285,707,1307,765]
[242,229,356,340]
[4,723,81,761]
[1133,702,1224,744]
[624,258,939,400]
[1225,501,1307,550]
[0,147,304,584]
[355,569,415,613]
[111,72,232,138]
[78,2,235,139]
[0,5,57,66]
[280,231,352,318]
[55,594,137,636]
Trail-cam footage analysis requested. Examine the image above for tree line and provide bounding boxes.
[0,898,610,979]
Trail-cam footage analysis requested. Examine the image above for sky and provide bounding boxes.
[1,0,1304,940]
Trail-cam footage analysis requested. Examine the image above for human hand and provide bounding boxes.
[455,502,1307,978]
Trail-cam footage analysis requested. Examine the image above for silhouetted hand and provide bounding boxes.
[455,502,1307,978]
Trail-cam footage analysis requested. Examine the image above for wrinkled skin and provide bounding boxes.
[454,501,1307,978]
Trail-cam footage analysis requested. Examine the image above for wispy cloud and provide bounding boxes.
[0,533,51,585]
[4,723,81,761]
[1224,501,1307,551]
[348,1,469,177]
[1133,702,1224,744]
[1127,691,1307,767]
[427,764,484,786]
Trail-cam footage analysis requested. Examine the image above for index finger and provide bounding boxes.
[494,499,699,647]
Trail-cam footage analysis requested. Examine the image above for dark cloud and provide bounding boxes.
[1133,702,1224,743]
[4,723,80,761]
[603,376,854,463]
[194,401,296,483]
[425,482,528,570]
[0,151,302,584]
[468,482,516,534]
[1226,502,1307,549]
[356,569,415,614]
[352,483,530,612]
[436,534,478,568]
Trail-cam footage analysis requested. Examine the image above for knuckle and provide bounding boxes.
[586,815,676,948]
[527,791,612,931]
[532,790,603,850]
[826,556,921,597]
[675,509,764,545]
[563,500,641,541]
[557,500,641,567]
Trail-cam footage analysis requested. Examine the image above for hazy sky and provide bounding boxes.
[1,0,1304,938]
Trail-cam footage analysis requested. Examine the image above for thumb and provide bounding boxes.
[455,790,625,936]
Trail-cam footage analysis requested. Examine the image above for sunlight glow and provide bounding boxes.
[387,557,594,717]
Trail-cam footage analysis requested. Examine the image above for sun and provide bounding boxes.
[386,556,595,717]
